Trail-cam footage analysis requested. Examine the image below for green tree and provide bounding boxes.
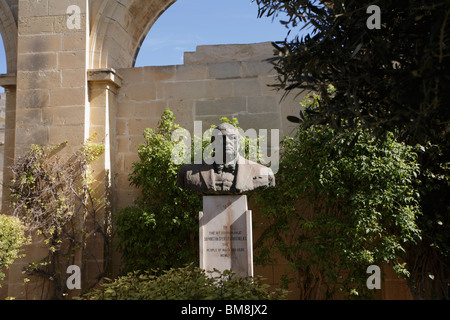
[254,98,422,299]
[256,0,449,299]
[257,0,449,144]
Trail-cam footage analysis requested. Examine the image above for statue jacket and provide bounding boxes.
[177,155,275,195]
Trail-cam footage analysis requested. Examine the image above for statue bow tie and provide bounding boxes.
[217,163,235,173]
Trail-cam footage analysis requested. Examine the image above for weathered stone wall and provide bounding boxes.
[15,0,88,155]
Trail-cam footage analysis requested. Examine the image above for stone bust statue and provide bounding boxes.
[177,123,275,195]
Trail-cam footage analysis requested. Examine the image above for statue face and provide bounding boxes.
[212,123,240,164]
[223,130,238,162]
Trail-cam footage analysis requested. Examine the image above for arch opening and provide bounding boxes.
[0,0,17,74]
[0,33,5,93]
[134,0,292,67]
[0,33,5,75]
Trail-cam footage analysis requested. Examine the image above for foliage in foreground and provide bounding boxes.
[0,214,29,286]
[80,265,286,300]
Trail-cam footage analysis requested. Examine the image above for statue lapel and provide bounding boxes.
[200,166,216,192]
[234,156,254,192]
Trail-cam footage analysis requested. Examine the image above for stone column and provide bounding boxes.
[87,68,122,282]
[3,0,90,299]
[0,74,16,299]
[0,74,16,213]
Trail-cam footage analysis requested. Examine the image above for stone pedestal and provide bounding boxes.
[199,195,253,277]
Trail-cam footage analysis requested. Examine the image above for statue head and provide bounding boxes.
[211,123,240,165]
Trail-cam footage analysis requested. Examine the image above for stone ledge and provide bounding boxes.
[0,74,17,87]
[87,68,123,89]
[184,42,276,65]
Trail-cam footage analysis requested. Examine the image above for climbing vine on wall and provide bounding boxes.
[7,135,107,299]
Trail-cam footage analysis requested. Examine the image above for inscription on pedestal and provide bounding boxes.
[204,229,247,257]
[200,195,253,277]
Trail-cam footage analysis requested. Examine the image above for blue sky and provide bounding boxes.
[0,0,295,91]
[135,0,292,67]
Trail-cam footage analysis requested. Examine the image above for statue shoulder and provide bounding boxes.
[179,162,212,174]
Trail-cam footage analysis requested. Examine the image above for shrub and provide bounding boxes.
[254,97,422,299]
[115,110,201,272]
[0,214,29,286]
[80,265,286,300]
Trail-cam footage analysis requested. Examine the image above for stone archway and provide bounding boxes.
[89,0,176,69]
[0,0,17,211]
[0,0,17,73]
